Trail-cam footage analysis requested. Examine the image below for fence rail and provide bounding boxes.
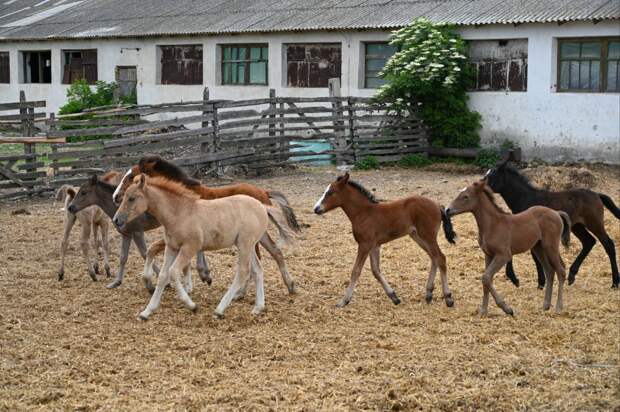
[0,80,427,199]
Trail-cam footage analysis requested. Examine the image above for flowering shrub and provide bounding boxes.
[376,18,481,148]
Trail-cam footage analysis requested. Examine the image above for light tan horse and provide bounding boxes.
[112,174,295,320]
[446,179,571,316]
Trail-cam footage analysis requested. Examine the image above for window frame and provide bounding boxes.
[557,37,620,93]
[0,51,9,84]
[363,41,398,89]
[285,43,342,88]
[158,44,203,85]
[61,49,98,85]
[220,44,269,86]
[20,50,52,84]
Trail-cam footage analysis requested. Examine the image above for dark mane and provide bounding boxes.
[140,155,201,187]
[482,186,509,215]
[501,164,538,191]
[96,178,116,193]
[338,176,379,204]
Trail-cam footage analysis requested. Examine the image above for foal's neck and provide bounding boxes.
[471,193,506,236]
[144,186,194,230]
[498,176,539,212]
[339,187,376,224]
[95,184,119,218]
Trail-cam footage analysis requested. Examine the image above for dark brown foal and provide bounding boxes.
[313,172,456,307]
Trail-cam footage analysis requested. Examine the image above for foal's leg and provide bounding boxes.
[251,251,266,315]
[567,224,596,285]
[214,243,253,318]
[58,213,76,281]
[107,234,131,289]
[183,264,192,294]
[99,220,112,278]
[549,253,567,313]
[587,221,619,288]
[167,248,197,312]
[91,223,101,275]
[260,233,296,294]
[480,255,513,316]
[337,244,370,308]
[139,246,177,321]
[195,252,212,285]
[369,247,400,305]
[410,233,454,307]
[532,252,546,290]
[80,222,97,281]
[142,238,165,294]
[505,261,520,288]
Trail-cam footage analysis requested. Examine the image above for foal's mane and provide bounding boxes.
[337,176,379,204]
[95,178,116,193]
[481,185,509,215]
[140,156,201,187]
[500,164,537,191]
[146,176,200,200]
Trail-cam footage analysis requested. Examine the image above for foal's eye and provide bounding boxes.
[128,197,135,202]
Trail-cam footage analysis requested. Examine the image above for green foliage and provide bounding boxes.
[59,79,118,115]
[500,138,518,150]
[376,18,481,149]
[355,156,380,170]
[474,148,501,169]
[398,153,431,168]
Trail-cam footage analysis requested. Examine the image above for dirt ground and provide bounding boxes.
[1,165,619,411]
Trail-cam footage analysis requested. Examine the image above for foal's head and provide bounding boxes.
[446,180,488,216]
[484,158,512,193]
[68,174,115,214]
[113,174,149,231]
[313,172,377,215]
[112,164,141,204]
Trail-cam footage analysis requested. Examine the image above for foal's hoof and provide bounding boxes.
[93,263,100,275]
[445,294,454,308]
[612,283,619,289]
[106,280,122,289]
[199,271,212,285]
[88,271,97,282]
[505,308,514,316]
[425,294,433,304]
[251,306,265,315]
[336,299,350,308]
[138,313,149,321]
[105,266,112,278]
[388,291,401,305]
[58,271,64,281]
[190,304,199,313]
[213,312,224,320]
[537,285,544,290]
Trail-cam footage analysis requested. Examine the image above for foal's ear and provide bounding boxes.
[137,173,146,189]
[67,187,76,198]
[89,174,98,185]
[340,172,350,184]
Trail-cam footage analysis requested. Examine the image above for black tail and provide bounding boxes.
[440,207,457,244]
[558,211,571,247]
[599,193,620,219]
[268,190,301,233]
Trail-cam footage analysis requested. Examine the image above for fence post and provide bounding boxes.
[201,87,210,153]
[19,91,36,175]
[347,97,356,163]
[49,112,58,178]
[328,78,346,165]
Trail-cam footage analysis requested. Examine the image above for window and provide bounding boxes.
[286,43,341,87]
[20,50,51,84]
[468,39,528,91]
[159,45,203,85]
[62,49,97,84]
[0,52,9,84]
[558,38,620,92]
[364,43,397,88]
[221,45,268,85]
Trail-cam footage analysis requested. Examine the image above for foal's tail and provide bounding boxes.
[266,205,297,249]
[558,211,571,248]
[440,206,457,244]
[268,190,302,233]
[599,193,620,219]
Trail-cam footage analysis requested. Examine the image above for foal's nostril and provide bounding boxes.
[313,206,321,215]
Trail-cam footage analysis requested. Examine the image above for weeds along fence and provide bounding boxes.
[1,81,427,199]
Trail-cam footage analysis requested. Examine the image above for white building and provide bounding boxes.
[0,0,618,163]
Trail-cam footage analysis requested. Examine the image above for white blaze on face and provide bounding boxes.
[113,168,132,203]
[460,187,467,193]
[313,184,331,211]
[484,169,491,177]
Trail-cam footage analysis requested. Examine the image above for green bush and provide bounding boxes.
[474,148,501,169]
[355,156,380,170]
[375,18,481,149]
[398,153,431,168]
[59,79,118,115]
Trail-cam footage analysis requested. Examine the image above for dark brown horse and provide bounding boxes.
[313,172,456,307]
[112,155,299,295]
[447,179,571,315]
[486,161,620,288]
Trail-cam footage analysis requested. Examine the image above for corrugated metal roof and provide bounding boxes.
[0,0,617,41]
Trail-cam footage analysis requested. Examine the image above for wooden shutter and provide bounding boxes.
[286,44,341,87]
[82,50,98,84]
[0,52,9,83]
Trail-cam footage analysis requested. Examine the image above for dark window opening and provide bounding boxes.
[159,45,203,85]
[364,42,398,88]
[558,38,620,93]
[0,52,9,84]
[21,50,52,84]
[468,39,528,92]
[286,43,341,88]
[62,49,97,84]
[221,45,268,85]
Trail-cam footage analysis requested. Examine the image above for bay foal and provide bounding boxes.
[486,160,620,288]
[113,174,295,320]
[313,172,456,308]
[446,179,571,315]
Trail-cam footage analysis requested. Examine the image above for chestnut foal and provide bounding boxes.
[313,172,456,308]
[446,179,571,315]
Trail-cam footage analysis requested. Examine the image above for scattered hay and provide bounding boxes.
[0,166,618,410]
[524,165,598,191]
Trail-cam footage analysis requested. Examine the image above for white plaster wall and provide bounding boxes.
[0,21,618,162]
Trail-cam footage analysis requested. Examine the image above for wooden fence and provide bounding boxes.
[0,80,427,199]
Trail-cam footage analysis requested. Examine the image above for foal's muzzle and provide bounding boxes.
[313,206,324,215]
[67,204,77,214]
[112,215,126,229]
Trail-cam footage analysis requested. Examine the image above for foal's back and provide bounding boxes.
[367,195,442,241]
[531,188,603,226]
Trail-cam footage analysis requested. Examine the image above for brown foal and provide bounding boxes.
[446,179,571,316]
[313,172,456,308]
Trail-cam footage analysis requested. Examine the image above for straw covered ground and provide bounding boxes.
[1,165,619,411]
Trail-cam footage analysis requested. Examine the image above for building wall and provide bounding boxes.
[0,21,618,163]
